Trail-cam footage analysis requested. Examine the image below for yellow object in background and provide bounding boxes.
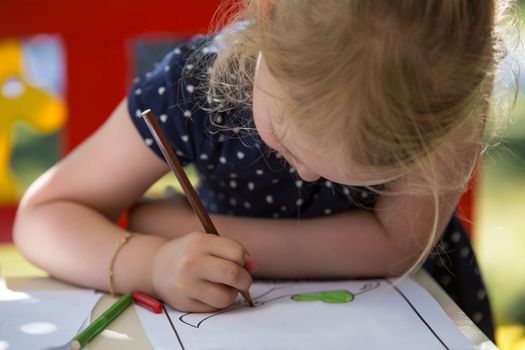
[0,244,46,277]
[0,39,66,205]
[497,324,525,350]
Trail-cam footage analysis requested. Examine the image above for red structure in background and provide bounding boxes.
[458,181,475,238]
[0,0,221,241]
[0,0,475,241]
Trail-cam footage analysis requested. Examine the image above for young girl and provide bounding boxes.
[14,0,509,340]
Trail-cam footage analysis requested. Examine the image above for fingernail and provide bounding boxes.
[244,255,259,273]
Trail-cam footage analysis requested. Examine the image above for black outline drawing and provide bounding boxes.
[178,281,381,328]
[161,279,452,350]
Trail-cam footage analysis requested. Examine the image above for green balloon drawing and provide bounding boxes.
[291,290,354,304]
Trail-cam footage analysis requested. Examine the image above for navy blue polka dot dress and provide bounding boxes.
[127,35,494,340]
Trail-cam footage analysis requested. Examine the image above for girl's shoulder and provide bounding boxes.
[126,32,250,167]
[125,34,216,163]
[129,33,217,107]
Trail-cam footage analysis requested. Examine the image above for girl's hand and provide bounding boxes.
[150,232,255,312]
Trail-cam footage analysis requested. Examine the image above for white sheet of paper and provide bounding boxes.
[0,281,101,350]
[136,278,476,350]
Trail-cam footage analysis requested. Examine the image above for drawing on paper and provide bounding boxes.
[178,281,380,328]
[134,278,477,350]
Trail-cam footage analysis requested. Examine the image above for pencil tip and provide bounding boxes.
[241,291,254,307]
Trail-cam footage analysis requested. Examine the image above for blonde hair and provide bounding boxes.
[206,0,516,274]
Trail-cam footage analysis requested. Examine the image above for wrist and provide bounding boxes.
[111,233,167,297]
[143,236,168,298]
[108,232,139,297]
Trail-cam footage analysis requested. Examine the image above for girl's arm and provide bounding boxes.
[15,99,253,311]
[13,99,169,295]
[222,180,462,278]
[129,179,463,279]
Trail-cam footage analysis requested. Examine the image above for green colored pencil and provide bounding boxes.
[70,293,132,350]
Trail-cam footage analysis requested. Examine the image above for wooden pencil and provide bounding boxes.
[142,109,254,307]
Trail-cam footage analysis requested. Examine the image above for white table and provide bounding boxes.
[4,270,497,349]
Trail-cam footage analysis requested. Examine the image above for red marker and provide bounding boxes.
[132,291,163,314]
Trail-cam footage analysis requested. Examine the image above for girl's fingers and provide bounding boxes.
[175,296,219,313]
[244,254,259,273]
[204,235,252,267]
[197,255,253,292]
[191,280,240,309]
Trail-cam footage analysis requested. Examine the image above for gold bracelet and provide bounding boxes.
[108,232,138,298]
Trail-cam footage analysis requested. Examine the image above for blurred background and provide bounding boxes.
[0,1,524,349]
